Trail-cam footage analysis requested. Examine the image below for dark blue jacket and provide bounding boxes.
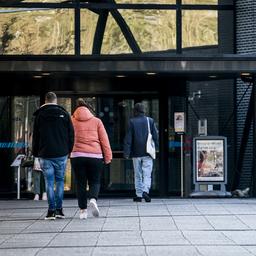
[123,114,159,158]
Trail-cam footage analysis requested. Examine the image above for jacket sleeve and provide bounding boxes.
[98,120,112,164]
[151,119,159,149]
[32,115,39,157]
[123,120,133,158]
[67,114,75,153]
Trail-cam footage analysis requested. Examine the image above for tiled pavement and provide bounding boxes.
[1,198,256,255]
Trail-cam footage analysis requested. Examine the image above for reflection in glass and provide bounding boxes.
[12,97,40,192]
[97,97,159,192]
[120,10,176,52]
[182,10,217,48]
[18,0,64,2]
[102,10,176,54]
[80,9,98,54]
[116,0,175,3]
[57,97,72,191]
[182,0,217,4]
[0,8,74,55]
[102,13,132,54]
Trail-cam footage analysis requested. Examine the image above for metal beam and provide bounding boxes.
[0,57,256,73]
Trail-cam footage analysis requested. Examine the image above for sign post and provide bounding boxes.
[174,112,185,197]
[11,154,25,200]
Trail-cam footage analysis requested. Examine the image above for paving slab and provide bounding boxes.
[222,231,256,245]
[146,245,199,256]
[196,245,252,256]
[142,230,190,245]
[0,232,57,248]
[49,232,100,247]
[173,216,213,230]
[183,230,235,245]
[92,246,146,256]
[102,217,140,231]
[97,231,143,246]
[140,216,177,230]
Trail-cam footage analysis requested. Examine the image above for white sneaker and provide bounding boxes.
[89,198,99,217]
[42,192,47,201]
[33,194,39,201]
[79,209,88,220]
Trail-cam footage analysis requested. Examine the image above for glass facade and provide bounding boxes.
[0,1,233,55]
[0,8,74,55]
[12,97,40,193]
[182,0,217,4]
[182,10,217,48]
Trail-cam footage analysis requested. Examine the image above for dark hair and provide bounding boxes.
[76,98,95,115]
[134,102,145,116]
[45,92,57,103]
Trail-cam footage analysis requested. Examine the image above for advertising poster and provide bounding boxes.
[195,139,224,182]
[174,112,185,133]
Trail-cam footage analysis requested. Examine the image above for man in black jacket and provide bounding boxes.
[124,103,158,202]
[32,92,74,220]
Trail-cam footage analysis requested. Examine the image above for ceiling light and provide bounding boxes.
[209,75,217,78]
[116,75,126,78]
[146,72,157,75]
[41,72,50,76]
[33,75,42,79]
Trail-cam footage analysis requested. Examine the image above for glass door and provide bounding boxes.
[73,95,160,195]
[58,97,72,192]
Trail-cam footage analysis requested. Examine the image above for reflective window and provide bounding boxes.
[12,96,40,193]
[182,10,217,48]
[102,10,176,54]
[182,0,217,4]
[116,0,176,3]
[58,97,72,191]
[81,9,98,54]
[95,97,159,192]
[17,0,65,2]
[0,8,74,55]
[101,13,132,54]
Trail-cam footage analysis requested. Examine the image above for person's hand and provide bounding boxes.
[105,160,111,165]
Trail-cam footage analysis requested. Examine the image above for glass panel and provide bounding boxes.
[120,10,176,52]
[57,97,72,191]
[182,10,217,48]
[12,97,40,193]
[116,0,176,3]
[96,97,159,192]
[182,0,217,4]
[0,8,74,55]
[12,0,65,2]
[80,9,98,54]
[102,13,132,54]
[168,97,186,194]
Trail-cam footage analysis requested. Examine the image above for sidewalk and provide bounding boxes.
[1,198,256,256]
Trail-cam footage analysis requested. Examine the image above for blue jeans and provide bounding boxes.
[132,156,153,197]
[39,156,68,211]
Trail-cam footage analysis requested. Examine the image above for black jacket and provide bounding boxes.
[123,114,159,158]
[32,104,74,158]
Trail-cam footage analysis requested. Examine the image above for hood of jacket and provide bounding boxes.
[73,106,94,121]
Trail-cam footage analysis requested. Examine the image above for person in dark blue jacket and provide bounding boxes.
[124,102,158,202]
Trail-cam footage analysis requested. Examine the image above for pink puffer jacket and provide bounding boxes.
[71,106,112,164]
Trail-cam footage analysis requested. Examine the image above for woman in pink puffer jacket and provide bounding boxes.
[70,98,112,220]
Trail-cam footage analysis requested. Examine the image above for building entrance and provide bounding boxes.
[57,94,160,197]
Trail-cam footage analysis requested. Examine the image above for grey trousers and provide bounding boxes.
[33,171,46,195]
